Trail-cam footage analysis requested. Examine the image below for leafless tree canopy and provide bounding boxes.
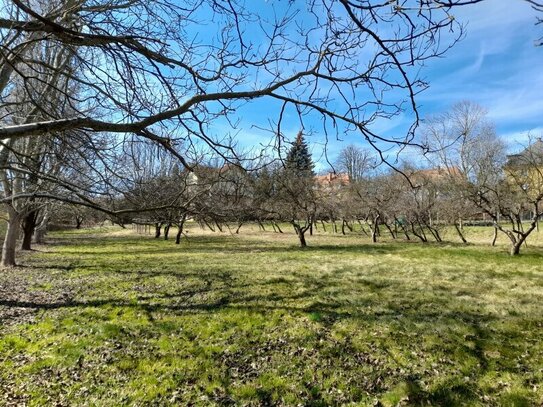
[0,0,491,161]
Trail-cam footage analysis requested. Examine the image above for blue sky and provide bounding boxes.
[418,0,542,148]
[225,1,542,169]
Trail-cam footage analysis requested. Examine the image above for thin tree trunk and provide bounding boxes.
[2,208,20,267]
[427,225,442,242]
[203,220,215,232]
[417,219,428,242]
[394,217,410,240]
[175,214,187,244]
[491,226,498,246]
[274,222,283,233]
[410,221,427,243]
[33,209,50,244]
[383,222,396,239]
[509,217,538,255]
[454,222,468,244]
[164,223,171,240]
[371,215,380,243]
[357,219,369,237]
[155,222,162,238]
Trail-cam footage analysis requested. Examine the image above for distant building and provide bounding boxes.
[314,172,350,188]
[410,166,463,185]
[505,138,543,169]
[505,139,543,220]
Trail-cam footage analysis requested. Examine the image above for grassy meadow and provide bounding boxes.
[1,223,543,406]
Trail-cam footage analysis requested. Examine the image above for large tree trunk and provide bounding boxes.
[2,208,21,267]
[21,210,38,250]
[510,241,522,256]
[297,228,307,248]
[508,219,537,256]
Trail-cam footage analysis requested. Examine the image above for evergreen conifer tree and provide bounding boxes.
[285,131,314,175]
[275,130,316,247]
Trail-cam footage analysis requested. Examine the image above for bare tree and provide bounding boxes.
[0,1,541,264]
[336,145,374,182]
[0,0,489,160]
[424,102,543,255]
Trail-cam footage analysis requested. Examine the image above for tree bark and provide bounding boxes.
[175,214,187,244]
[155,222,162,238]
[2,208,20,267]
[21,210,38,250]
[491,226,498,247]
[164,223,171,240]
[292,222,308,248]
[371,214,380,243]
[296,227,307,248]
[510,242,521,256]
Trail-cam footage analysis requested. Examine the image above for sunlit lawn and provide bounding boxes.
[1,224,543,406]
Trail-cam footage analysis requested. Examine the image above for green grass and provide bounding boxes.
[1,224,543,405]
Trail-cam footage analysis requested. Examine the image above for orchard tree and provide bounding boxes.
[0,0,541,265]
[283,132,316,247]
[424,102,543,255]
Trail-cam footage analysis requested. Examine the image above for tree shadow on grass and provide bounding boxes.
[52,242,405,257]
[0,273,528,406]
[3,233,539,405]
